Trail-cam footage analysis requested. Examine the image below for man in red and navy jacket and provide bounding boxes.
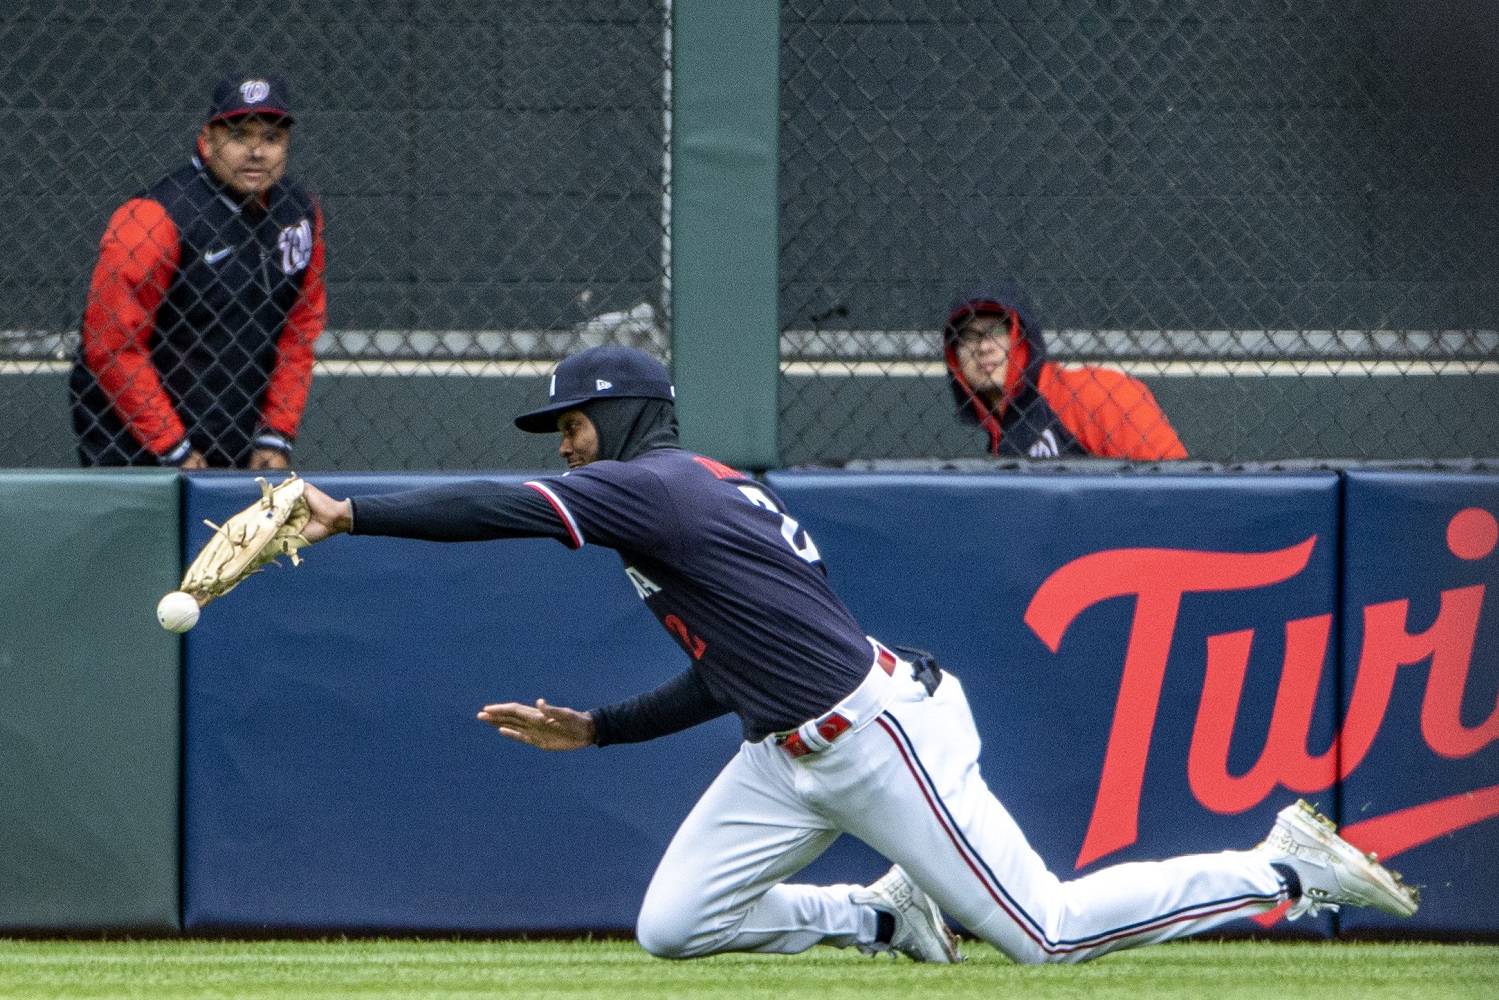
[70,75,326,468]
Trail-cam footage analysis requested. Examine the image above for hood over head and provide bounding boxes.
[579,395,680,462]
[942,281,1051,427]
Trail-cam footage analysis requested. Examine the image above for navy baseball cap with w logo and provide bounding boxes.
[515,345,675,432]
[208,75,295,125]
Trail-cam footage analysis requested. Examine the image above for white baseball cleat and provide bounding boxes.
[851,864,964,963]
[1258,799,1420,920]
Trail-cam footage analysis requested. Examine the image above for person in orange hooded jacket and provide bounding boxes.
[943,284,1186,460]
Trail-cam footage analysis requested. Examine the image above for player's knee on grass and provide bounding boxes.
[635,899,709,959]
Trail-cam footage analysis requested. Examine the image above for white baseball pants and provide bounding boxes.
[635,662,1288,964]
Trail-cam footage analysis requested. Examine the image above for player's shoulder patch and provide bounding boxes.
[692,455,748,481]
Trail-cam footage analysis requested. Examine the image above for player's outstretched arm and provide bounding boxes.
[479,699,596,751]
[299,482,354,543]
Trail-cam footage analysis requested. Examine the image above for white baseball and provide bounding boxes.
[156,591,201,633]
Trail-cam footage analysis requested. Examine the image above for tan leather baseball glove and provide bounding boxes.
[180,473,312,606]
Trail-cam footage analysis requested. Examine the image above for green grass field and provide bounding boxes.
[1,938,1496,999]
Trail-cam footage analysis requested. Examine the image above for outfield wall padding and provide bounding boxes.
[1335,471,1499,934]
[0,470,180,932]
[175,469,1499,935]
[182,474,759,932]
[768,470,1345,937]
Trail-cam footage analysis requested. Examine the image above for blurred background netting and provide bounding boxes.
[2,1,1496,470]
[778,0,1498,465]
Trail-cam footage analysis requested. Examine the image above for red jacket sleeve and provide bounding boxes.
[79,198,185,455]
[1041,364,1189,460]
[261,200,327,440]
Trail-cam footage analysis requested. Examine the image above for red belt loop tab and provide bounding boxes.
[780,713,852,758]
[876,644,897,676]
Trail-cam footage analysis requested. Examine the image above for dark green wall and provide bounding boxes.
[671,1,781,468]
[0,471,181,931]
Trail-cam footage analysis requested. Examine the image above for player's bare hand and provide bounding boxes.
[299,481,354,543]
[181,450,209,470]
[249,447,291,470]
[478,699,596,751]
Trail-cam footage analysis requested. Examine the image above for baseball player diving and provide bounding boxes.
[293,344,1418,964]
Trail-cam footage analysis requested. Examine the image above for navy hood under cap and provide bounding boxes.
[515,344,676,433]
[580,396,680,462]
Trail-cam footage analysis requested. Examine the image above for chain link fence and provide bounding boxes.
[0,0,670,470]
[779,0,1499,466]
[2,2,1495,470]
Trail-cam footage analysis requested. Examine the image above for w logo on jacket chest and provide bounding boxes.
[278,219,313,274]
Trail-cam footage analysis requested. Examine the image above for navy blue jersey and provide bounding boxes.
[525,449,874,738]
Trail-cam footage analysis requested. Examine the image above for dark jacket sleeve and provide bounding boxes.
[591,667,730,746]
[349,480,573,543]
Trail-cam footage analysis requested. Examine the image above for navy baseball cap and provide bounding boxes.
[515,345,675,433]
[208,76,294,125]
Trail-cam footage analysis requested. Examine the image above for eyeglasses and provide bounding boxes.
[954,312,1012,353]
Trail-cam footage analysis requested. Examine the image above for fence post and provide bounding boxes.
[670,0,780,469]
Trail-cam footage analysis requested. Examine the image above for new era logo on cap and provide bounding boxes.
[596,379,613,391]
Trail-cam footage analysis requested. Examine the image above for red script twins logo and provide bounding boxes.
[1024,507,1499,881]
